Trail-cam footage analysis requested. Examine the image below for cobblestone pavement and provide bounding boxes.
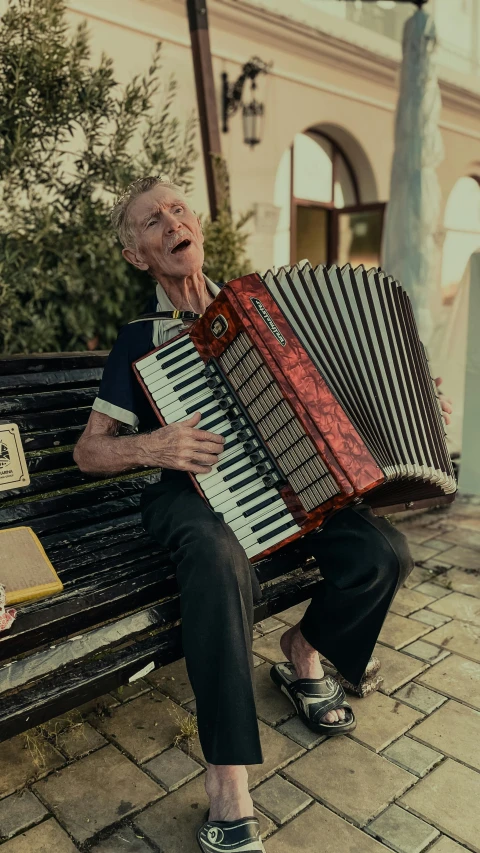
[1,494,480,852]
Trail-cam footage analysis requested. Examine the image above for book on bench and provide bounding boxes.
[0,527,63,605]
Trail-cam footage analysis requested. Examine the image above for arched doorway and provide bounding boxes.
[273,130,385,269]
[441,176,480,304]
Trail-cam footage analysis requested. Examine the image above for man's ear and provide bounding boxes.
[122,246,149,271]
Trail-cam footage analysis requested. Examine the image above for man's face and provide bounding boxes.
[126,185,204,277]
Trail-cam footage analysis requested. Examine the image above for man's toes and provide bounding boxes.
[337,708,346,721]
[322,711,337,724]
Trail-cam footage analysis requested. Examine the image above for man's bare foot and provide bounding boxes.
[280,623,346,724]
[205,764,254,822]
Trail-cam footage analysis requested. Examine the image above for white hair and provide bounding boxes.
[111,176,188,248]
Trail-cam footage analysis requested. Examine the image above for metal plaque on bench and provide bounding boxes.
[0,423,30,492]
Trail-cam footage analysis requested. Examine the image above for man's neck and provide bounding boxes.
[155,269,212,314]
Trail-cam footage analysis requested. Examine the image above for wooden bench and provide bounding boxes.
[0,352,324,742]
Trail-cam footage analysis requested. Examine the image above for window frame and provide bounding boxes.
[289,130,385,267]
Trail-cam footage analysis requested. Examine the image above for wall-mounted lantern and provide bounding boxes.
[221,56,272,148]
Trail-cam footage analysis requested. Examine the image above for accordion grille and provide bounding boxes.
[218,332,339,511]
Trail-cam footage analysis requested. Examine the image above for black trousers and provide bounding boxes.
[141,474,413,766]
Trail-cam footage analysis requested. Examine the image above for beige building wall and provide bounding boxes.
[66,0,480,278]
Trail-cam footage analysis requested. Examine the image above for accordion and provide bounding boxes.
[134,264,456,561]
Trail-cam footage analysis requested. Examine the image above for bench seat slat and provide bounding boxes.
[0,388,98,415]
[41,513,142,550]
[0,353,108,376]
[0,474,161,529]
[2,467,101,501]
[0,368,103,392]
[9,408,91,432]
[26,450,75,474]
[22,426,86,451]
[0,569,178,663]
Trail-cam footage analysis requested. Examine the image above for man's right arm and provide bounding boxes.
[73,410,224,476]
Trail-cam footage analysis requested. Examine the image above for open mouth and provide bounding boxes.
[171,239,191,254]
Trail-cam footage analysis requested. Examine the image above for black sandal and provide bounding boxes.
[197,816,265,852]
[270,662,356,735]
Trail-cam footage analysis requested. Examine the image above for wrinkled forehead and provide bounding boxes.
[129,186,190,229]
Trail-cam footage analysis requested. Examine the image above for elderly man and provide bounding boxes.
[74,176,452,853]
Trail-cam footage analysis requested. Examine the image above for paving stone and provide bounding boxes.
[145,658,194,704]
[429,591,480,625]
[421,559,454,571]
[275,599,311,626]
[451,515,480,532]
[56,720,106,759]
[252,629,286,663]
[90,691,191,763]
[77,693,119,717]
[382,736,443,777]
[408,609,451,628]
[403,567,435,589]
[32,744,164,844]
[0,818,78,852]
[252,774,312,824]
[144,747,203,792]
[402,640,450,664]
[416,653,480,709]
[347,692,423,753]
[264,801,387,852]
[408,543,440,563]
[184,698,197,714]
[375,644,428,695]
[396,524,438,544]
[430,545,479,570]
[277,715,326,750]
[256,616,286,634]
[254,663,295,725]
[390,589,436,617]
[379,614,430,650]
[134,774,274,852]
[437,568,480,598]
[183,719,304,786]
[0,732,64,798]
[438,528,480,550]
[0,790,48,840]
[428,837,470,853]
[400,759,480,852]
[283,736,415,827]
[421,538,458,553]
[90,824,154,852]
[393,683,447,714]
[412,582,452,599]
[110,678,151,703]
[409,699,480,771]
[423,619,480,662]
[366,804,439,853]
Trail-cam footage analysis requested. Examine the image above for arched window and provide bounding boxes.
[441,176,480,303]
[274,131,385,270]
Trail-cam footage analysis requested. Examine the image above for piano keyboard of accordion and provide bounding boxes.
[134,263,456,561]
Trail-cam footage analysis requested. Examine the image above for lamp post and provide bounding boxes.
[222,57,271,148]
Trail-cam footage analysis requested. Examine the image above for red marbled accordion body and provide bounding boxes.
[133,273,385,561]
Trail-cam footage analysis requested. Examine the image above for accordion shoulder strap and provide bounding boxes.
[128,310,203,325]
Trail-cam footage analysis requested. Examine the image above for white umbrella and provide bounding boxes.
[382,5,444,346]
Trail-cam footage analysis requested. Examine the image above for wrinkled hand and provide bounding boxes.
[434,376,452,426]
[143,412,224,473]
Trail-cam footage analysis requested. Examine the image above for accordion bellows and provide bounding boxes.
[134,264,456,561]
